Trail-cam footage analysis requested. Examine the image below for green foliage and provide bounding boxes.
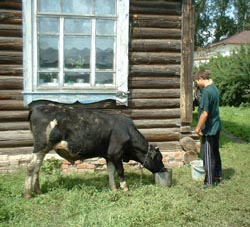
[1,107,250,227]
[41,158,62,175]
[198,45,250,106]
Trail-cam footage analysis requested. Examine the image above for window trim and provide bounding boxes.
[22,0,129,106]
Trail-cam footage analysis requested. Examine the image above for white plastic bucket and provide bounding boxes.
[155,169,172,187]
[190,160,205,181]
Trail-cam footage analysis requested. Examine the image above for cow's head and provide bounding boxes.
[143,144,166,173]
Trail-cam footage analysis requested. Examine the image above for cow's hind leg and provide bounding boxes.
[23,151,46,199]
[114,160,128,191]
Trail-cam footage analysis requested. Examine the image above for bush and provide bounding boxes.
[197,45,250,106]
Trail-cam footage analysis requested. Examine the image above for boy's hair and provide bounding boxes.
[193,69,211,80]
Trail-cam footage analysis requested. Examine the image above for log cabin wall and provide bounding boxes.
[0,0,195,172]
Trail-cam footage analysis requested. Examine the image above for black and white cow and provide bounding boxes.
[24,104,166,199]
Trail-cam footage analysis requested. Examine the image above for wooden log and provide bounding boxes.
[0,2,22,10]
[0,37,22,51]
[129,89,180,99]
[130,39,181,52]
[0,110,29,122]
[138,128,180,142]
[0,100,26,110]
[130,14,181,29]
[0,51,22,64]
[0,65,23,76]
[130,1,181,15]
[0,24,22,37]
[0,146,33,156]
[0,76,23,89]
[0,130,33,148]
[133,118,180,128]
[0,90,23,100]
[0,122,30,131]
[130,65,180,77]
[123,108,180,119]
[132,28,181,39]
[156,141,182,152]
[130,52,181,65]
[0,10,22,24]
[129,98,180,108]
[128,77,180,89]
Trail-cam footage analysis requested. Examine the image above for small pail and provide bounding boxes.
[190,160,205,181]
[155,169,172,187]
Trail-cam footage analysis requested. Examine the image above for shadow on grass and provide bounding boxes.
[41,171,156,193]
[223,168,235,181]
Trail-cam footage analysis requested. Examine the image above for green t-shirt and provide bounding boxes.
[198,84,221,135]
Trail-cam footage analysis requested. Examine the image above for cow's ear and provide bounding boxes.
[155,146,160,152]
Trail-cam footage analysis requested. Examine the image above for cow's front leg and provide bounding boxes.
[107,161,117,191]
[23,151,46,199]
[114,160,128,192]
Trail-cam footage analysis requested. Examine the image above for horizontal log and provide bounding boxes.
[0,100,26,110]
[0,146,33,155]
[0,2,22,10]
[0,110,29,122]
[0,37,22,51]
[129,89,180,99]
[0,76,23,89]
[0,65,23,76]
[0,24,22,37]
[0,130,33,148]
[132,28,181,39]
[130,14,181,29]
[156,141,182,152]
[0,122,30,131]
[130,52,181,65]
[130,39,181,52]
[123,108,180,119]
[0,51,22,64]
[129,98,180,108]
[130,64,180,77]
[139,128,180,142]
[0,9,22,24]
[130,1,181,15]
[128,77,180,89]
[133,118,180,128]
[0,89,23,100]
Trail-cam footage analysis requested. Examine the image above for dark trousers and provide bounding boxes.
[201,133,222,185]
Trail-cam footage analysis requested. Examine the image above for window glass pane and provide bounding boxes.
[96,37,114,69]
[39,17,59,33]
[63,0,93,14]
[64,72,90,85]
[96,20,115,36]
[39,36,58,68]
[39,72,58,85]
[95,0,116,15]
[64,19,91,34]
[38,0,60,13]
[64,36,91,69]
[95,72,113,84]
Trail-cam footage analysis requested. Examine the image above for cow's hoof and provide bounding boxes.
[23,193,32,200]
[120,182,129,191]
[111,185,117,191]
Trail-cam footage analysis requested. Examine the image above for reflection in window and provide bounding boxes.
[39,17,59,33]
[96,72,113,84]
[39,36,59,68]
[95,0,116,15]
[64,36,91,69]
[39,72,58,85]
[96,37,114,69]
[38,0,60,13]
[64,19,91,33]
[96,19,115,35]
[64,72,90,85]
[63,0,93,14]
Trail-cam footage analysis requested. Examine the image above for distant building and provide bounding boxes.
[194,30,250,66]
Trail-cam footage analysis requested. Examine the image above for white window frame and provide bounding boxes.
[22,0,129,106]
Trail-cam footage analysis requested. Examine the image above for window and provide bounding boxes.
[23,0,129,105]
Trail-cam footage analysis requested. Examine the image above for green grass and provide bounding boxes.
[0,107,250,227]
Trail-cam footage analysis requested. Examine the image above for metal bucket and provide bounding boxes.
[155,169,172,187]
[190,160,205,181]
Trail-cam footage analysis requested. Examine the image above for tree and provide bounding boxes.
[194,0,250,47]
